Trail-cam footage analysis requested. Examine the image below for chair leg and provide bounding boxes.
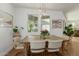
[45,51,48,56]
[24,47,26,56]
[44,51,46,56]
[41,52,43,56]
[26,50,31,56]
[43,52,45,56]
[55,52,62,56]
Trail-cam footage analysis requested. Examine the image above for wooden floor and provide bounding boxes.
[6,48,62,56]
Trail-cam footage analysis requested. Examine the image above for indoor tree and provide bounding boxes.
[63,24,75,40]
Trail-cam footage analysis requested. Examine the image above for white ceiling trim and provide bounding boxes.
[12,3,79,12]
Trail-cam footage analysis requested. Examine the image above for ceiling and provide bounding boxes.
[12,3,79,12]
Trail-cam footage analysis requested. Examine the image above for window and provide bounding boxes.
[27,15,38,32]
[41,16,50,32]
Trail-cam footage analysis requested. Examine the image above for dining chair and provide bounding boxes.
[13,36,26,56]
[47,40,63,56]
[29,40,46,56]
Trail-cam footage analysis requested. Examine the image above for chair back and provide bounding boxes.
[48,40,63,52]
[29,40,46,53]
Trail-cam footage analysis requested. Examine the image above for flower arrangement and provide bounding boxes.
[41,29,50,39]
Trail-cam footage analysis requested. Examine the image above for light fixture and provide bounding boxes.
[40,3,47,14]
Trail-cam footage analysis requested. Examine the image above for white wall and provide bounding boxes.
[0,27,13,56]
[0,4,14,55]
[14,8,66,39]
[66,7,79,30]
[0,3,14,15]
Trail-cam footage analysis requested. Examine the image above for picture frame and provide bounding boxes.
[0,10,13,27]
[52,20,62,28]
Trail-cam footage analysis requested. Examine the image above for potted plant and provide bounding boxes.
[13,26,19,33]
[41,29,50,39]
[63,24,75,40]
